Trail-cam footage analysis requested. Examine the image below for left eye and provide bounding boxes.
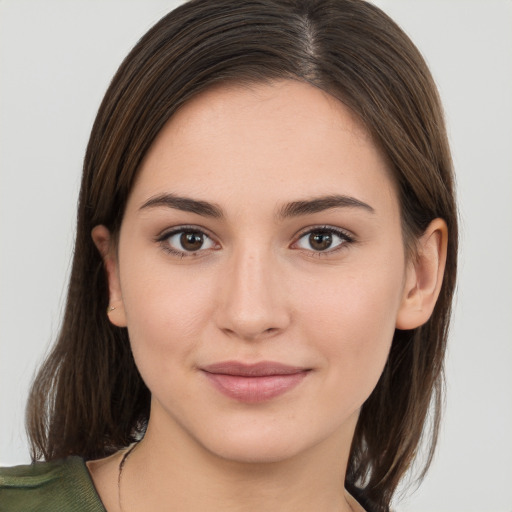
[295,228,350,252]
[165,230,216,253]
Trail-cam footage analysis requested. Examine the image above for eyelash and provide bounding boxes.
[156,225,355,259]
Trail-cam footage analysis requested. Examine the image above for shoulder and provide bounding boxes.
[0,457,106,512]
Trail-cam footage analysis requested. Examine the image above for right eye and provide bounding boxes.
[159,228,216,257]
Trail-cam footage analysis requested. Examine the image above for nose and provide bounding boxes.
[214,246,291,341]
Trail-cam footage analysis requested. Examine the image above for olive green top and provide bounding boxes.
[0,456,380,512]
[0,457,106,512]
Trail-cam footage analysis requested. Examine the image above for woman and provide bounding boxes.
[0,1,457,511]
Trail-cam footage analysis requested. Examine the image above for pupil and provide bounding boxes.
[310,231,332,251]
[180,232,203,251]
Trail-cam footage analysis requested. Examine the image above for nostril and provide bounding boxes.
[220,324,282,342]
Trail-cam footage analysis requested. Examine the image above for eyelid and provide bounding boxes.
[156,224,215,240]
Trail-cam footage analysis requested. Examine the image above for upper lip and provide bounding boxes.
[201,361,309,377]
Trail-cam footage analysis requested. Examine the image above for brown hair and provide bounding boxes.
[27,1,457,510]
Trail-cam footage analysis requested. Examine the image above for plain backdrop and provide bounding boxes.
[1,1,511,511]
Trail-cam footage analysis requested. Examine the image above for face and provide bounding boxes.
[100,80,415,463]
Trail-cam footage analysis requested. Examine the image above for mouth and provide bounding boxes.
[200,361,311,403]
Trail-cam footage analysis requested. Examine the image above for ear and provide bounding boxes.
[91,225,127,327]
[396,218,448,330]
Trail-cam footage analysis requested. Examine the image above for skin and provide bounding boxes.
[89,80,447,512]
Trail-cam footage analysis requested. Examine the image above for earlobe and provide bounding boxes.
[91,225,127,328]
[396,218,448,330]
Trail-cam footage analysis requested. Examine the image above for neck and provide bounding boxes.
[117,405,359,512]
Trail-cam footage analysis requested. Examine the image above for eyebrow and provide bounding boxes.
[277,194,375,218]
[140,193,223,218]
[139,193,374,219]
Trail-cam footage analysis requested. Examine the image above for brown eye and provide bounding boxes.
[163,229,216,255]
[309,231,333,251]
[180,231,204,251]
[294,227,352,253]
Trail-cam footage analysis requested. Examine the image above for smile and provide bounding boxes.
[201,361,311,403]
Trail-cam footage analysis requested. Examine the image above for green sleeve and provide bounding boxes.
[0,457,106,512]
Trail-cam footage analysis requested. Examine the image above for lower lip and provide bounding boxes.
[202,371,309,403]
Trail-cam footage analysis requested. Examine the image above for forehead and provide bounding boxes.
[130,80,398,218]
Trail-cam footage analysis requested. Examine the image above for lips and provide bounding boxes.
[201,361,310,403]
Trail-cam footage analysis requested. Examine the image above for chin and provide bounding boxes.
[204,435,309,465]
[191,415,344,467]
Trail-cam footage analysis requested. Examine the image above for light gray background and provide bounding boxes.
[1,1,511,511]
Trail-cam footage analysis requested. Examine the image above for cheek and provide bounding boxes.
[296,258,404,404]
[118,256,217,381]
